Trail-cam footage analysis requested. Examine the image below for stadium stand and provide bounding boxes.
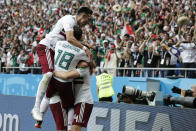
[0,0,195,78]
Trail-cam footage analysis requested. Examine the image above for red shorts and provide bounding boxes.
[46,77,74,109]
[72,103,93,127]
[50,102,67,130]
[37,44,54,74]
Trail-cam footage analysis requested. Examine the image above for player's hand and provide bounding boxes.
[85,48,92,60]
[89,60,96,75]
[53,71,58,77]
[85,48,95,72]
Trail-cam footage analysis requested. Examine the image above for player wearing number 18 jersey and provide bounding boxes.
[47,38,90,108]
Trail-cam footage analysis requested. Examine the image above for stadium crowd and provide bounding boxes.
[0,0,195,77]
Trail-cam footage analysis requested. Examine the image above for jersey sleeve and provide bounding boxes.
[76,67,89,77]
[79,51,90,63]
[62,16,75,32]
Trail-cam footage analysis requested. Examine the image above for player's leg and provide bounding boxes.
[67,108,74,131]
[50,102,67,131]
[34,95,50,128]
[57,81,74,110]
[40,95,49,115]
[72,103,93,131]
[35,76,58,128]
[31,44,54,121]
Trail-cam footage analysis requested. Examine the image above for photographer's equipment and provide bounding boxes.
[172,86,193,97]
[122,86,156,101]
[117,92,148,105]
[117,93,130,103]
[146,79,163,106]
[164,95,196,108]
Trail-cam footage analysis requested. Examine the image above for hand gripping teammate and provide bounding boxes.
[31,7,93,122]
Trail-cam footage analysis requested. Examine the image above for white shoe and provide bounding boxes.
[31,108,43,121]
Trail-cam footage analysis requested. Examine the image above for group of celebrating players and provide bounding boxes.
[31,7,94,131]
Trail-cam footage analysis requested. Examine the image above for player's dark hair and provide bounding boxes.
[77,7,93,15]
[73,26,83,40]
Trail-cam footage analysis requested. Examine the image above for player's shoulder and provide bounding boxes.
[56,40,69,47]
[61,15,75,21]
[62,15,72,18]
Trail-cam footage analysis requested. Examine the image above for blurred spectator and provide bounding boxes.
[161,39,179,77]
[11,48,19,73]
[139,37,159,77]
[5,46,13,73]
[97,40,109,69]
[178,34,196,78]
[27,43,41,74]
[158,42,171,77]
[17,50,29,74]
[104,44,119,76]
[131,45,142,77]
[0,48,7,72]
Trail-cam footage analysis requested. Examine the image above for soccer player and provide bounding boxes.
[37,26,90,130]
[31,7,93,122]
[52,61,93,131]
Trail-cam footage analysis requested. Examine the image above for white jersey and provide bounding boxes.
[74,67,94,105]
[40,15,77,51]
[54,41,89,83]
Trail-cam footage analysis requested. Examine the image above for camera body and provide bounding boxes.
[172,86,193,97]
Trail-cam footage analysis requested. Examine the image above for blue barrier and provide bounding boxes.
[0,74,196,102]
[0,95,196,131]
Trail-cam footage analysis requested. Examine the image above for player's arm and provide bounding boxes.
[54,70,80,80]
[63,18,92,62]
[62,16,84,49]
[66,31,84,49]
[54,61,89,80]
[66,30,92,60]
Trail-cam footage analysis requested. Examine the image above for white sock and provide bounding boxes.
[67,108,74,131]
[34,72,53,109]
[40,95,49,116]
[34,89,45,109]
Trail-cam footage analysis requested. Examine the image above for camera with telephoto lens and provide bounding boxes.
[172,86,193,97]
[164,95,196,108]
[123,85,156,101]
[117,86,156,104]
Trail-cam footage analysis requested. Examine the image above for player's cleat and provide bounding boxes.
[31,108,43,121]
[35,121,42,128]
